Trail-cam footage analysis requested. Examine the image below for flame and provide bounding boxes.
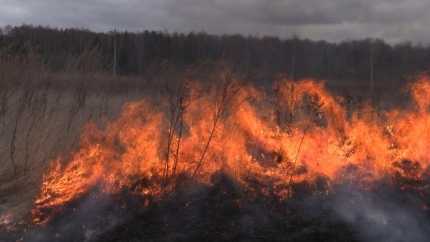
[32,76,430,224]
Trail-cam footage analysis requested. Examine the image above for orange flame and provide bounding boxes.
[32,76,430,224]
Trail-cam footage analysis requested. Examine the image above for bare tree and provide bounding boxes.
[162,79,189,186]
[192,73,239,178]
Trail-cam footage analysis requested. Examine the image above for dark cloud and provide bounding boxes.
[0,0,429,43]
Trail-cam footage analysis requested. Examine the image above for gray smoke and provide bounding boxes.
[24,188,128,242]
[332,185,430,242]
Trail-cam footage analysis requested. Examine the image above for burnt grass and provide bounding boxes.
[95,173,357,242]
[13,160,430,242]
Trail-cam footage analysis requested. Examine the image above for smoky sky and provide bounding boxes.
[0,0,429,43]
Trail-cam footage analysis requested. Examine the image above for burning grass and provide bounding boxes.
[30,75,430,224]
[1,71,430,241]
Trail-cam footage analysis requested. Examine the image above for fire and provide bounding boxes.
[32,76,430,224]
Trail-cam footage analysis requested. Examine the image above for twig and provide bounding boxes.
[192,77,236,178]
[287,128,307,194]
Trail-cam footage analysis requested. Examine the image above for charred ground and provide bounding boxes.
[5,167,430,242]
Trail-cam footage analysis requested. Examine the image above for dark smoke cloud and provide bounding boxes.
[0,0,429,43]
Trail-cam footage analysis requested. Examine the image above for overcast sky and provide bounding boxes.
[0,0,429,43]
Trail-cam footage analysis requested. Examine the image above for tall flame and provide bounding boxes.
[32,76,430,224]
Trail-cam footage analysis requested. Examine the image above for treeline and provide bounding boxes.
[1,25,430,86]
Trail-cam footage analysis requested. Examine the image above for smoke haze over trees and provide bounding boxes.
[1,25,430,88]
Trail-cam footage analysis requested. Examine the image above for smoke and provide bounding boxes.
[23,187,131,242]
[332,184,430,242]
[8,172,430,242]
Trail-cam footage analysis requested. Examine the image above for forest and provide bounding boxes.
[1,25,430,242]
[1,25,430,86]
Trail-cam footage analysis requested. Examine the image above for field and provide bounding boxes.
[0,27,430,242]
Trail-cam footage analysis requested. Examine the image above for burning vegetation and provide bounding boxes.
[25,73,430,239]
[0,25,430,242]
